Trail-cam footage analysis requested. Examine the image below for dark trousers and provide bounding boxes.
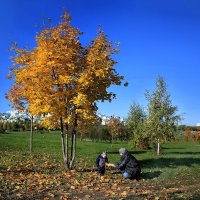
[120,167,141,180]
[98,166,105,175]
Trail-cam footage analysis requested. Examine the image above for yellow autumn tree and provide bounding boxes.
[8,12,126,170]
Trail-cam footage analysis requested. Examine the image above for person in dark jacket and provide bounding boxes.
[106,148,141,179]
[96,152,108,176]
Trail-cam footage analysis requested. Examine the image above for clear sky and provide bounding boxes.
[1,0,200,125]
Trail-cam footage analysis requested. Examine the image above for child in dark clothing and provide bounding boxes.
[96,152,108,176]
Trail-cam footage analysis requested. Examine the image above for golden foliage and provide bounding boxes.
[8,12,125,129]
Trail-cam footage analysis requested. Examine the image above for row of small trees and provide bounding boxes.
[178,125,200,131]
[183,129,200,142]
[0,120,47,133]
[80,122,129,143]
[0,119,31,132]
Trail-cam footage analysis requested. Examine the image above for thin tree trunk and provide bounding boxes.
[70,130,74,163]
[80,133,83,141]
[69,113,77,169]
[30,116,33,153]
[60,117,68,170]
[157,138,160,156]
[70,129,76,169]
[65,122,69,169]
[111,133,114,147]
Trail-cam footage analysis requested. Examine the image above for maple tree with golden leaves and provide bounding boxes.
[7,12,127,170]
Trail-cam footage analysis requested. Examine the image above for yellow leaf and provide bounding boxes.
[121,191,127,197]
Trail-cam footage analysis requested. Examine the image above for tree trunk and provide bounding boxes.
[69,114,77,169]
[30,116,33,153]
[60,113,78,170]
[111,133,114,147]
[65,122,69,169]
[80,133,83,141]
[157,138,160,156]
[60,117,68,170]
[69,129,76,169]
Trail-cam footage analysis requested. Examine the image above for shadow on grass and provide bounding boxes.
[108,151,146,155]
[141,157,200,169]
[164,152,200,155]
[162,147,185,150]
[0,132,10,135]
[141,170,162,179]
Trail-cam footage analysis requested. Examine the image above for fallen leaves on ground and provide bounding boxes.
[1,156,200,199]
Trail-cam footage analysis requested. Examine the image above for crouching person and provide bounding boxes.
[106,148,141,180]
[96,152,108,176]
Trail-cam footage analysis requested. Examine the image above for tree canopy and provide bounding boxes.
[145,76,181,154]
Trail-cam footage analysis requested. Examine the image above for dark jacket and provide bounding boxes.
[96,155,109,175]
[115,151,140,176]
[96,155,108,168]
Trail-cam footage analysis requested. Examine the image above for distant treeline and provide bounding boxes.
[78,125,130,142]
[1,120,200,144]
[0,120,42,132]
[177,125,200,131]
[0,120,199,133]
[0,120,130,141]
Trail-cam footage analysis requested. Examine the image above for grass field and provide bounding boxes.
[0,131,200,199]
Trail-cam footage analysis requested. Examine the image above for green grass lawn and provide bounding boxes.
[0,131,200,199]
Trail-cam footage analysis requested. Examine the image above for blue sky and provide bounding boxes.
[1,0,200,125]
